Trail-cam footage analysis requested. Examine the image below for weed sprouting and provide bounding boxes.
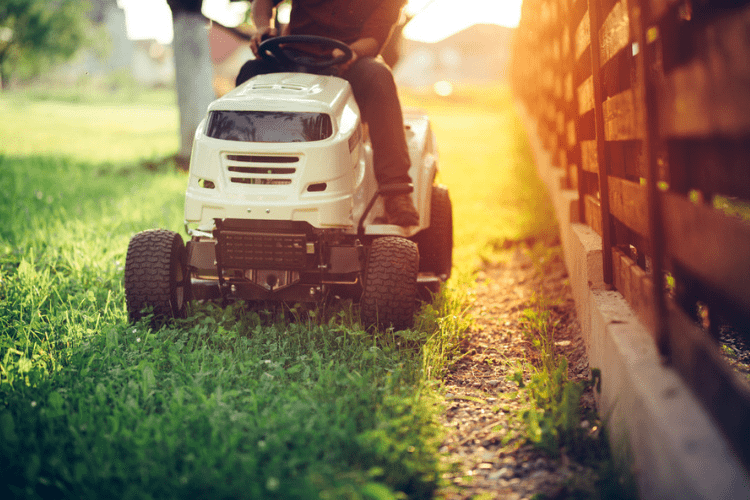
[416,273,474,380]
[510,288,637,499]
[518,295,560,375]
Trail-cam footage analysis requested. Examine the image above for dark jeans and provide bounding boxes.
[236,56,412,186]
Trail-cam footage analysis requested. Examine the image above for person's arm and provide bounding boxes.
[359,0,404,54]
[250,0,278,57]
[335,1,404,71]
[332,37,378,72]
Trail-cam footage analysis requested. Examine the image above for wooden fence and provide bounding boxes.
[512,0,750,469]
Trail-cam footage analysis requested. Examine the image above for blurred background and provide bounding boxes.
[0,0,520,96]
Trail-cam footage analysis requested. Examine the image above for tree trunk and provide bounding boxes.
[170,8,214,170]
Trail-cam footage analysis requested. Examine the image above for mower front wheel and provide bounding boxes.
[361,236,419,330]
[124,229,190,323]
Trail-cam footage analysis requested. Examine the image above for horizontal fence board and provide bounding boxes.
[658,8,750,137]
[555,74,564,99]
[603,88,643,141]
[609,176,648,236]
[647,0,679,21]
[543,68,555,90]
[565,72,574,102]
[584,194,603,235]
[567,119,577,147]
[581,139,598,173]
[662,192,750,314]
[667,301,750,468]
[575,10,591,60]
[557,110,566,135]
[613,247,655,332]
[577,76,594,115]
[599,1,631,65]
[557,110,565,135]
[667,137,750,200]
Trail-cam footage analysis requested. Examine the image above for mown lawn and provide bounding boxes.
[0,84,555,499]
[400,85,558,271]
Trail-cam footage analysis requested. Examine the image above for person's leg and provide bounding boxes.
[236,58,280,86]
[343,57,418,225]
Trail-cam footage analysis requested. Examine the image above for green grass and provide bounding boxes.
[0,83,558,499]
[0,90,178,164]
[0,87,465,499]
[0,153,447,498]
[400,84,559,272]
[500,250,637,500]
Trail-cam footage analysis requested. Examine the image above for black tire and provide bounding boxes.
[361,237,419,330]
[124,229,190,323]
[414,185,453,280]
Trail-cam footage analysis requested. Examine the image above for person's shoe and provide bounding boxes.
[384,193,419,227]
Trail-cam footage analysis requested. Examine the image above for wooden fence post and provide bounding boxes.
[588,0,613,286]
[627,0,668,356]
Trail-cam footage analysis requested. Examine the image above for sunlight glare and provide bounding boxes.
[404,0,522,43]
[433,80,454,97]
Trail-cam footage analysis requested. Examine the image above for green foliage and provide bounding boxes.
[0,0,95,86]
[510,294,637,499]
[416,275,475,380]
[519,298,559,375]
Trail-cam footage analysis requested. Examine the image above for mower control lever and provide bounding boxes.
[358,183,414,236]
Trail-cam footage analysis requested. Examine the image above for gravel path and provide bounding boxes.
[436,239,600,500]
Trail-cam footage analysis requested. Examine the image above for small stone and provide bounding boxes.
[488,469,503,481]
[530,470,547,480]
[497,467,514,479]
[534,458,548,470]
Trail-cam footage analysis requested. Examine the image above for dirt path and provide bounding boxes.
[436,238,599,500]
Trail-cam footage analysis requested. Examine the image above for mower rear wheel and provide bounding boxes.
[414,184,453,280]
[361,236,419,330]
[124,229,190,323]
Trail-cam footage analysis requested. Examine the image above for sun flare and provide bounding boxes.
[404,0,522,43]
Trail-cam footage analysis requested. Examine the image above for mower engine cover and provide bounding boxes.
[185,72,366,231]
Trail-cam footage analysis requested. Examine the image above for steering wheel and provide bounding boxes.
[257,35,353,72]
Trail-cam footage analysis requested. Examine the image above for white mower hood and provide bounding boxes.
[212,72,352,115]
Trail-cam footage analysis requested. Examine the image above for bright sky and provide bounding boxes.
[118,0,522,45]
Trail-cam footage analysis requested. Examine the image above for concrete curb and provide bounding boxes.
[515,101,750,499]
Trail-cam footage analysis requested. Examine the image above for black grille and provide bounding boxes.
[228,166,296,174]
[230,177,291,185]
[227,155,299,163]
[218,231,307,269]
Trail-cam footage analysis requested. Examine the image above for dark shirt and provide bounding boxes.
[287,0,405,52]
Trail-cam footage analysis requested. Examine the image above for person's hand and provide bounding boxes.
[332,46,358,73]
[250,26,278,57]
